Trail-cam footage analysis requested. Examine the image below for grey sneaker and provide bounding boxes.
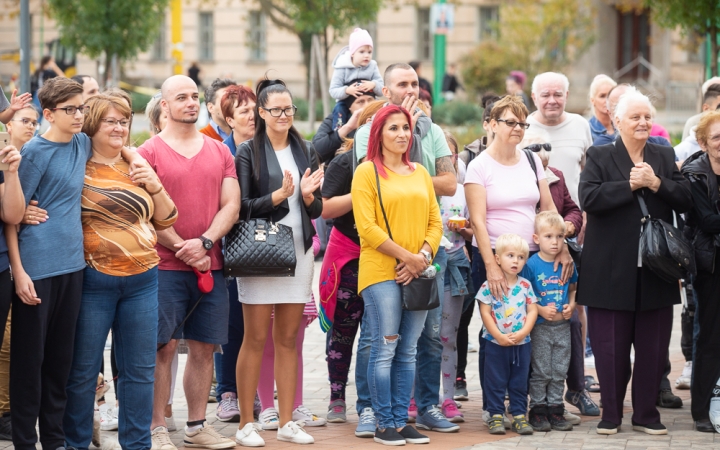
[487,414,506,435]
[482,410,511,429]
[327,399,347,423]
[355,407,376,438]
[416,406,460,432]
[563,409,581,425]
[511,415,534,435]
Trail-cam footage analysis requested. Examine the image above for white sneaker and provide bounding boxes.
[258,407,280,430]
[235,423,265,447]
[277,421,314,444]
[676,360,692,389]
[292,405,327,427]
[99,403,119,431]
[165,414,177,432]
[151,426,178,450]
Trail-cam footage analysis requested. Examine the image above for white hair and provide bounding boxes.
[702,77,720,95]
[588,74,617,100]
[518,128,551,147]
[613,87,653,123]
[532,72,569,96]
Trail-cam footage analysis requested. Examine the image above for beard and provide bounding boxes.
[167,109,198,124]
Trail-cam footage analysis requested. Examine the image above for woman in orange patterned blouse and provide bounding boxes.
[63,94,178,450]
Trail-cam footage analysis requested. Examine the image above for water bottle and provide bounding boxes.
[419,263,441,278]
[710,376,720,432]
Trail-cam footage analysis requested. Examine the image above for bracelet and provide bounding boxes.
[147,185,163,196]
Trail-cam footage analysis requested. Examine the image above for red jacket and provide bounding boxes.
[548,167,582,237]
[199,124,222,141]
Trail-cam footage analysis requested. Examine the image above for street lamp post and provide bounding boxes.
[20,0,31,94]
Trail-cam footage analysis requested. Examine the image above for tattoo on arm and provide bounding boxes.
[434,156,456,176]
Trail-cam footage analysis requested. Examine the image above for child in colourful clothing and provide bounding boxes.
[477,233,538,435]
[521,212,577,432]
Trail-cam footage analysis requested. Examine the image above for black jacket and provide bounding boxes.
[578,139,692,311]
[236,136,323,253]
[311,114,356,164]
[681,151,720,273]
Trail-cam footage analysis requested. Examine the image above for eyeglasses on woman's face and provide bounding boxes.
[523,143,552,152]
[100,118,131,129]
[260,106,298,117]
[11,118,40,130]
[497,118,530,130]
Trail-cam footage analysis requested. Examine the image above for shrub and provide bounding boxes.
[127,90,152,114]
[433,101,483,126]
[460,41,519,101]
[295,98,325,121]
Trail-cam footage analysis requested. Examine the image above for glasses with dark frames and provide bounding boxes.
[497,118,530,130]
[50,105,87,115]
[261,106,298,117]
[523,143,552,152]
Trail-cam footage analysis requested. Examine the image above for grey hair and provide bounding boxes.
[531,72,569,96]
[518,129,552,166]
[613,87,653,123]
[588,74,617,100]
[145,93,163,134]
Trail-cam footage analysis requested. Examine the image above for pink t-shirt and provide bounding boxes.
[138,135,237,271]
[464,150,545,251]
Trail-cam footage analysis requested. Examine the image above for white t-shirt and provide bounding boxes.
[464,151,545,251]
[440,184,469,254]
[526,112,592,205]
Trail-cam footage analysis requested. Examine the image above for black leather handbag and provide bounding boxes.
[637,194,696,283]
[223,205,297,278]
[374,166,439,311]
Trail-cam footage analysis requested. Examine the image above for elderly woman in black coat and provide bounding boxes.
[681,110,720,433]
[578,88,692,436]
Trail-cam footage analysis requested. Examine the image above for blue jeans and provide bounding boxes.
[215,278,244,400]
[414,246,447,414]
[363,281,428,429]
[64,267,158,450]
[355,313,371,414]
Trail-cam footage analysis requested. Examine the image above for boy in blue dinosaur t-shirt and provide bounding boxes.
[520,211,578,433]
[477,233,538,436]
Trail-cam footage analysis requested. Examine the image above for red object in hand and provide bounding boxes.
[193,268,214,294]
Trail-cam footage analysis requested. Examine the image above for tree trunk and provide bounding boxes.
[711,25,719,77]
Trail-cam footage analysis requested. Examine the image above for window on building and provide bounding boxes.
[248,11,266,62]
[417,8,432,60]
[198,12,214,61]
[151,15,167,61]
[478,6,499,41]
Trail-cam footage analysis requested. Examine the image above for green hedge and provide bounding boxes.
[432,101,483,126]
[295,98,326,121]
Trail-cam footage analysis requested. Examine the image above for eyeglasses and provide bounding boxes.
[523,143,552,152]
[11,118,40,130]
[497,118,530,130]
[50,105,87,115]
[101,118,131,129]
[261,106,298,117]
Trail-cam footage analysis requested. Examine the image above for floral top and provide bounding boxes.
[476,276,537,344]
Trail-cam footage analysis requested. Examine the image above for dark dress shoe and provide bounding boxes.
[695,419,716,433]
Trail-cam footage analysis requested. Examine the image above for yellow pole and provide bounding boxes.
[170,0,183,75]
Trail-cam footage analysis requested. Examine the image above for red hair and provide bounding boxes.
[366,105,414,179]
[221,85,257,124]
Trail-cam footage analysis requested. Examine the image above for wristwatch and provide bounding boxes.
[420,249,432,263]
[198,235,213,250]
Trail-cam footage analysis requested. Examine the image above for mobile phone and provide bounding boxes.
[0,133,10,171]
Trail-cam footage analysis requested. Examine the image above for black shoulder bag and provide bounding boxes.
[374,165,439,311]
[636,193,696,283]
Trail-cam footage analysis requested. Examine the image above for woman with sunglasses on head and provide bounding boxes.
[464,95,570,428]
[234,78,323,447]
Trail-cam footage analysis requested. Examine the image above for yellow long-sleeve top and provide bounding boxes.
[352,161,443,294]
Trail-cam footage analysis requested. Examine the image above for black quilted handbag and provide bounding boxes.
[223,206,297,278]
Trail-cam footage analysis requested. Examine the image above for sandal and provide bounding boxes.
[585,375,601,393]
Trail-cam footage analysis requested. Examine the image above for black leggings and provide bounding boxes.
[456,300,474,380]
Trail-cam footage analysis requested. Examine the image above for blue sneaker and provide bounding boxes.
[416,406,460,433]
[565,389,600,416]
[355,407,376,438]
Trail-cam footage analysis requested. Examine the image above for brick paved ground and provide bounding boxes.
[2,262,716,448]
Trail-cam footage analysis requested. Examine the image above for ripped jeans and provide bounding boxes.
[362,280,428,429]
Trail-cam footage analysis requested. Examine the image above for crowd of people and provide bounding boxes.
[0,27,719,450]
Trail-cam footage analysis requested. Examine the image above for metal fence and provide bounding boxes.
[665,81,701,112]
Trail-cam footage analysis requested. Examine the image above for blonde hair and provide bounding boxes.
[495,234,529,259]
[489,95,528,123]
[696,110,720,147]
[337,100,386,155]
[588,74,617,101]
[535,211,566,234]
[81,94,133,138]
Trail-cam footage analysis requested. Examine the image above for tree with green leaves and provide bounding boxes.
[461,0,595,98]
[638,0,719,76]
[255,0,382,91]
[46,0,169,84]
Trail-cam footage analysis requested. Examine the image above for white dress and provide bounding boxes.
[237,146,314,304]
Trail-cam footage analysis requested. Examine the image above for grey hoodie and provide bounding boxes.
[329,46,384,101]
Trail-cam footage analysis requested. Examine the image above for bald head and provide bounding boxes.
[606,83,631,122]
[161,75,200,125]
[161,75,198,99]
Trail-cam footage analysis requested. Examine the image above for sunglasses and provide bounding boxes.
[523,143,552,152]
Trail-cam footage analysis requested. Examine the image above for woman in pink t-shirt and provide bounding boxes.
[465,95,573,300]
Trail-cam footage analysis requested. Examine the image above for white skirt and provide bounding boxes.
[237,242,314,305]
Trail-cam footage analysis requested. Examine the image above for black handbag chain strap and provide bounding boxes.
[373,164,401,266]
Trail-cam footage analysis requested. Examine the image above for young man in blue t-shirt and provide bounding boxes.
[521,211,578,433]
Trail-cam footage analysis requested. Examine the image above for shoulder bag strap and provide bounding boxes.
[523,148,540,211]
[373,164,401,265]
